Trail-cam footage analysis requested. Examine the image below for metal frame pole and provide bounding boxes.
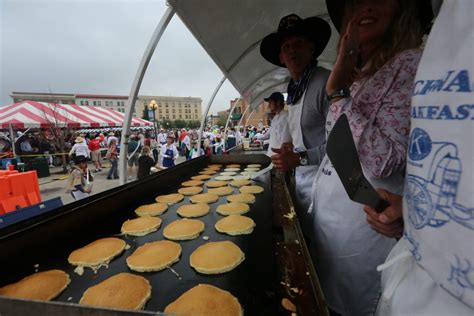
[119,7,175,185]
[222,97,241,151]
[197,75,227,150]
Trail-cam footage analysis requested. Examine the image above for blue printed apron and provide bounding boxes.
[162,148,175,168]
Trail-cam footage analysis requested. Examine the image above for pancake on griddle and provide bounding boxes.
[220,171,237,176]
[232,175,250,181]
[207,186,234,196]
[191,174,212,180]
[79,273,151,310]
[163,218,205,240]
[244,167,260,172]
[127,240,181,272]
[239,185,264,194]
[247,164,261,168]
[134,203,168,216]
[216,202,250,215]
[178,186,203,196]
[0,270,70,301]
[199,170,217,175]
[164,284,242,316]
[215,215,255,235]
[229,179,251,187]
[206,180,227,188]
[214,175,234,181]
[226,164,240,168]
[155,193,184,204]
[121,216,162,236]
[177,203,210,218]
[224,167,240,172]
[208,164,222,168]
[227,193,256,204]
[181,180,204,187]
[68,237,126,267]
[190,193,219,204]
[190,241,244,274]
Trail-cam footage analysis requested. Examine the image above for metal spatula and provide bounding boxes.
[326,114,389,212]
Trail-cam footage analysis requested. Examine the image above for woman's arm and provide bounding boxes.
[331,50,421,179]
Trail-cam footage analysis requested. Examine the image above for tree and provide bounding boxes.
[173,119,187,129]
[188,120,201,129]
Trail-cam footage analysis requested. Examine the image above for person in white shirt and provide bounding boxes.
[264,92,291,157]
[157,129,167,145]
[69,137,90,160]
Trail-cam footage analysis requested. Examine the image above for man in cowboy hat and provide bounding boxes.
[261,13,331,235]
[264,92,291,157]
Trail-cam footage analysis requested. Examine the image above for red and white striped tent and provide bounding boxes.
[0,101,153,129]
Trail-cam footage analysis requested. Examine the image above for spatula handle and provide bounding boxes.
[374,198,390,213]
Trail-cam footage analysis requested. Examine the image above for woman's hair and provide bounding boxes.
[140,146,151,156]
[341,0,424,78]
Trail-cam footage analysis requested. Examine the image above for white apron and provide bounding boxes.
[377,1,474,314]
[309,115,399,315]
[288,91,319,236]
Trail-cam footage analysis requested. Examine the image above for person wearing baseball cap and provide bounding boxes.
[263,92,291,158]
[260,13,331,241]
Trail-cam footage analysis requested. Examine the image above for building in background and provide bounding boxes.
[11,91,75,105]
[226,98,271,128]
[9,92,203,123]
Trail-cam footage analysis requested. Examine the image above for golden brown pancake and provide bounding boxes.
[68,237,126,267]
[206,180,228,188]
[134,203,168,216]
[0,270,70,301]
[190,193,219,204]
[79,273,151,310]
[199,170,217,175]
[163,218,205,240]
[226,164,240,168]
[181,180,204,187]
[216,202,250,215]
[177,203,210,218]
[164,284,242,316]
[121,216,162,236]
[155,193,184,204]
[215,215,255,235]
[208,187,234,196]
[127,240,181,272]
[214,175,234,181]
[178,186,204,196]
[229,179,251,187]
[191,174,212,180]
[227,193,256,204]
[204,166,221,171]
[239,185,264,194]
[208,164,223,168]
[190,241,245,274]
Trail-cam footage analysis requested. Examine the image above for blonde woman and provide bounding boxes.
[137,146,157,179]
[308,1,430,315]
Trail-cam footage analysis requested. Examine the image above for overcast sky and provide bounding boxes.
[0,0,239,114]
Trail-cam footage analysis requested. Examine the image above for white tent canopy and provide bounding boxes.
[169,0,338,110]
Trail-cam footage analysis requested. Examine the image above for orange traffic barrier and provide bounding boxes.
[0,170,41,214]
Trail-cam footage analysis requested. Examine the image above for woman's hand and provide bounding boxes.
[363,189,404,239]
[326,17,361,96]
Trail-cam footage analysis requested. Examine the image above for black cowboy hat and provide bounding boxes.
[326,0,434,34]
[260,14,332,67]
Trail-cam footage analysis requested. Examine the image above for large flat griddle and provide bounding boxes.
[0,155,328,316]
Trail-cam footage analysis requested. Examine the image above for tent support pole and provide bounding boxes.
[8,123,16,157]
[222,97,241,151]
[197,76,226,150]
[119,6,174,185]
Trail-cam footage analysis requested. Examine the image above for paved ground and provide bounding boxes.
[39,156,187,205]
